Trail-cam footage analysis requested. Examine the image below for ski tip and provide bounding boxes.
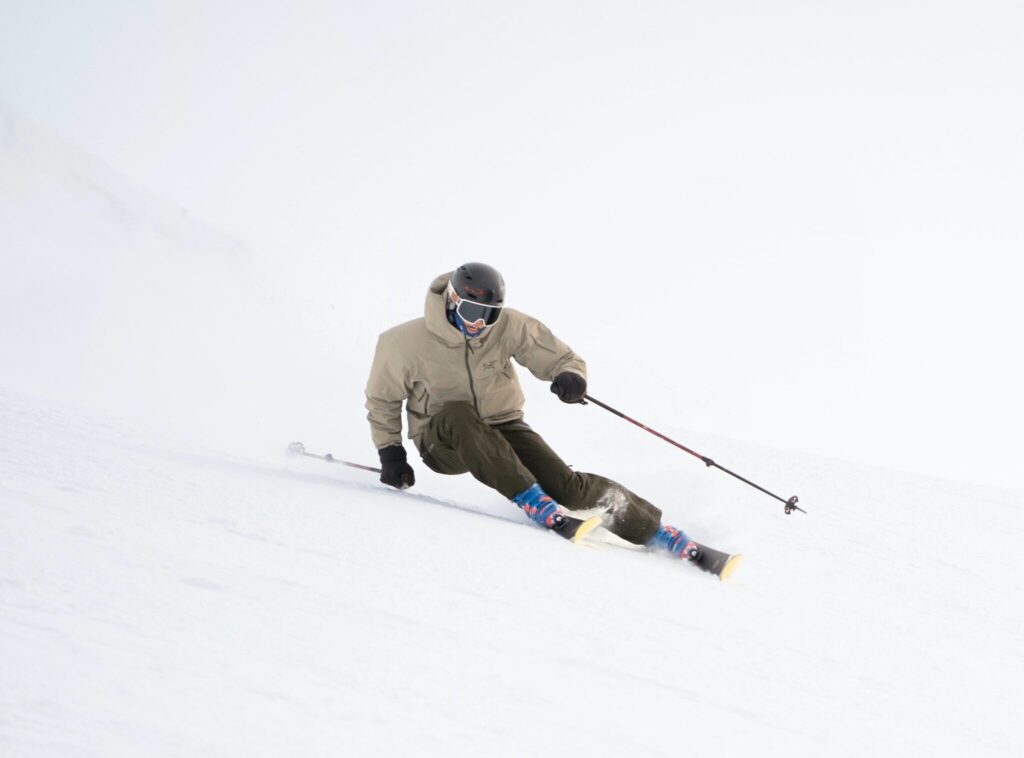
[719,554,743,581]
[571,515,604,544]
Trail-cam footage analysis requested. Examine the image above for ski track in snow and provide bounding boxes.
[2,388,1022,757]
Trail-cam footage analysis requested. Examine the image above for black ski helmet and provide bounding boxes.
[449,262,505,326]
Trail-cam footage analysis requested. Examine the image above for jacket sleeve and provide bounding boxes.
[512,312,587,383]
[365,332,409,449]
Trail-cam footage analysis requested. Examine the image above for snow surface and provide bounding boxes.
[3,387,1023,758]
[2,105,1023,757]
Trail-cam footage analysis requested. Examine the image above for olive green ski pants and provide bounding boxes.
[417,401,662,545]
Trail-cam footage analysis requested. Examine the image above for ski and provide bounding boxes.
[286,442,735,560]
[552,513,604,544]
[691,542,743,581]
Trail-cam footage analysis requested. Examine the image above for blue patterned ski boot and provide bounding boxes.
[650,524,700,561]
[651,525,744,579]
[512,483,565,528]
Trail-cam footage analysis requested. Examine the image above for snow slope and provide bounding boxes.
[2,106,1023,757]
[1,104,381,458]
[2,388,1022,758]
[0,104,274,442]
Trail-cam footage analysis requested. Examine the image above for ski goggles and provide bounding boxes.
[447,282,503,326]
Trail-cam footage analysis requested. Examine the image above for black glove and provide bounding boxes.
[550,371,587,403]
[378,445,415,489]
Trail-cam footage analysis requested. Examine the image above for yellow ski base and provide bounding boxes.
[719,554,743,581]
[572,516,605,544]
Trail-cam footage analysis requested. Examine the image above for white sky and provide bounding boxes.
[2,1,1023,488]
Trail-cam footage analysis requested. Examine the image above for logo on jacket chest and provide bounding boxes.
[482,359,499,371]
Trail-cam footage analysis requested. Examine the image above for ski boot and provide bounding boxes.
[650,524,742,580]
[512,483,603,543]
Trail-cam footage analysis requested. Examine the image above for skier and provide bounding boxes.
[364,263,704,563]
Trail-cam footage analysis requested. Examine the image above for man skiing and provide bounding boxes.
[364,263,707,565]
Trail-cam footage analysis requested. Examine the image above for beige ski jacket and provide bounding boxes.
[365,272,587,452]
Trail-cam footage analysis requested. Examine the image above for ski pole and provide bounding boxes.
[581,395,805,514]
[286,441,381,474]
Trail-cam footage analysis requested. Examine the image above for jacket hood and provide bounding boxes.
[424,271,462,345]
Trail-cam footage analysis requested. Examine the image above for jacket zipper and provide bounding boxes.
[463,337,479,414]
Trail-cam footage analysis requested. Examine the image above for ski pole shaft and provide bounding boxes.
[582,395,805,514]
[286,442,381,473]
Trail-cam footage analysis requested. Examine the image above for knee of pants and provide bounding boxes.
[590,479,663,545]
[435,401,481,429]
